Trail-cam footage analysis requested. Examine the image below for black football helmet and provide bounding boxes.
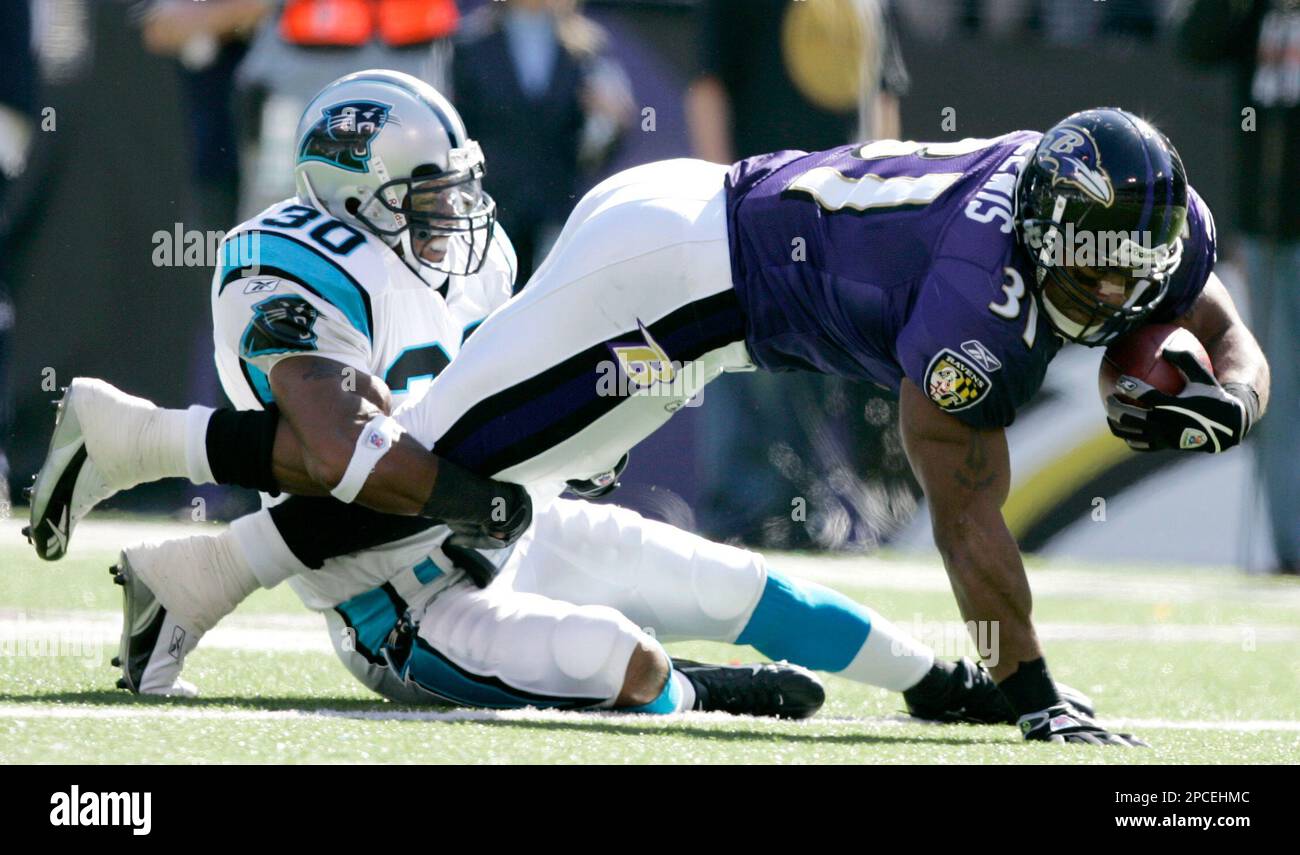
[1016,108,1188,346]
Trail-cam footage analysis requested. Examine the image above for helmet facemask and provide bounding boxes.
[353,141,496,277]
[1014,108,1190,347]
[1021,203,1183,346]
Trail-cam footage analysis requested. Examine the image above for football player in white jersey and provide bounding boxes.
[29,71,1089,722]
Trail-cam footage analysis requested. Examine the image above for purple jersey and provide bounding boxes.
[724,133,1217,428]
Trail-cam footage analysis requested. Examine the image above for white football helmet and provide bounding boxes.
[293,69,496,278]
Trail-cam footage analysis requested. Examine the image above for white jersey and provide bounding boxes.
[210,197,516,609]
[213,197,515,414]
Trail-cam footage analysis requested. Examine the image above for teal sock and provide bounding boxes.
[736,569,871,671]
[624,669,692,715]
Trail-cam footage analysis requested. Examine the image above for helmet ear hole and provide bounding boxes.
[344,197,361,216]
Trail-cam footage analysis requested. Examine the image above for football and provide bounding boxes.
[1099,323,1214,403]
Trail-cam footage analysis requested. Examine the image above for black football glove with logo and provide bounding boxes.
[1105,347,1259,454]
[1018,704,1148,747]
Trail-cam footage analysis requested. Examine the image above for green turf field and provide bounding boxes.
[2,516,1298,764]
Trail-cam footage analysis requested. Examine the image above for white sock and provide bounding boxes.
[229,508,311,589]
[131,405,214,486]
[127,529,259,634]
[839,607,936,692]
[73,379,213,489]
[184,406,216,485]
[672,669,696,712]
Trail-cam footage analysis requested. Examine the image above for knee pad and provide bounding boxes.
[633,513,766,637]
[536,499,766,641]
[682,537,766,624]
[551,604,652,684]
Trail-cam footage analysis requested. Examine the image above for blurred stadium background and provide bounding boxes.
[0,0,1294,576]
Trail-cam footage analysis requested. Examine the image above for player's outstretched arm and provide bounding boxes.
[897,379,1041,683]
[266,356,530,545]
[267,355,426,507]
[1175,272,1270,416]
[900,380,1145,745]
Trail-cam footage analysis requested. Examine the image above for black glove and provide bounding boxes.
[1106,347,1258,454]
[902,657,1097,725]
[420,456,533,548]
[565,453,628,500]
[1018,704,1147,747]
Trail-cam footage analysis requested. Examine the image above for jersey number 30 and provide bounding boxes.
[261,204,365,256]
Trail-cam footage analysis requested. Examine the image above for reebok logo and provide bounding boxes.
[960,339,1002,372]
[242,277,280,294]
[167,625,187,660]
[50,786,151,835]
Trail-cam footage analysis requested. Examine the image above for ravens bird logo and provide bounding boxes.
[1038,124,1114,207]
[299,101,396,173]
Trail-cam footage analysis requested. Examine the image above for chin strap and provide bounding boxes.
[1040,292,1100,341]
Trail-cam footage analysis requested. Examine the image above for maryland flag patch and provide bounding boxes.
[924,348,992,412]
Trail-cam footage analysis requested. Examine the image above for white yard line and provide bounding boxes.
[1108,719,1300,733]
[0,703,1297,732]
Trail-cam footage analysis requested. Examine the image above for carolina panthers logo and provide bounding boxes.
[1038,125,1114,207]
[298,100,395,173]
[240,295,321,359]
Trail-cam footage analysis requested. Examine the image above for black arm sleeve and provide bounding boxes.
[206,406,282,495]
[268,496,437,570]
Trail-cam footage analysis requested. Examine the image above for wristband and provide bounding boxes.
[330,415,404,503]
[1222,382,1260,435]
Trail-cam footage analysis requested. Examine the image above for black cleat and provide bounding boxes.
[673,659,824,720]
[902,658,1095,725]
[116,678,128,690]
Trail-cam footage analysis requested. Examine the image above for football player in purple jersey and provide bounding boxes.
[724,108,1268,743]
[33,108,1269,745]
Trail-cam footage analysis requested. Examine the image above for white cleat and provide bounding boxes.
[110,550,200,698]
[27,378,168,560]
